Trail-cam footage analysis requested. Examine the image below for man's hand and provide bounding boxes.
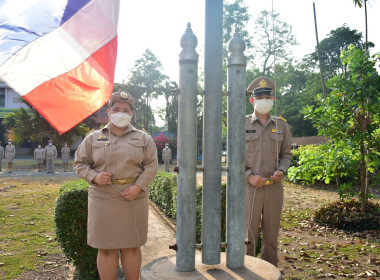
[271,170,285,182]
[93,172,112,185]
[120,185,142,200]
[248,174,266,188]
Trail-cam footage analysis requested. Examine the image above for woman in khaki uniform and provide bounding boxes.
[5,139,15,173]
[74,92,158,280]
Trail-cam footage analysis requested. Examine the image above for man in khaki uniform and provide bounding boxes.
[74,92,158,280]
[0,141,4,172]
[162,143,172,172]
[245,77,292,267]
[45,140,57,173]
[61,143,70,172]
[34,144,45,172]
[5,139,15,173]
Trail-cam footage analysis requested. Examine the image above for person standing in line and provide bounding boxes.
[61,143,71,172]
[244,77,292,267]
[162,143,172,172]
[0,141,4,172]
[5,139,15,173]
[74,92,158,280]
[34,144,45,172]
[45,140,57,173]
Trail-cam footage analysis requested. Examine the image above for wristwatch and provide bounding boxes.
[278,169,286,175]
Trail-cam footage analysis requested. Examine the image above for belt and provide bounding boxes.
[111,178,136,185]
[264,179,275,185]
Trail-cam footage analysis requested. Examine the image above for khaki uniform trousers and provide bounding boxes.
[245,181,283,267]
[163,157,171,172]
[46,157,55,172]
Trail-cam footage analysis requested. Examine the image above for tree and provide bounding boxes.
[3,98,89,147]
[308,25,374,79]
[126,49,168,132]
[252,10,297,76]
[303,45,380,213]
[224,0,254,63]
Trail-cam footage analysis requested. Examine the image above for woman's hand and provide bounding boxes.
[93,172,112,185]
[120,185,142,200]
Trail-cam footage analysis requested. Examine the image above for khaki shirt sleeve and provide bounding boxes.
[135,135,158,193]
[277,123,293,172]
[73,135,99,184]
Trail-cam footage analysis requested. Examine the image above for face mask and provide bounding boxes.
[254,99,273,115]
[64,144,67,147]
[38,146,41,148]
[49,143,52,146]
[110,112,132,128]
[8,142,11,145]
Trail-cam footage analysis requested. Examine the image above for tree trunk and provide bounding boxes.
[360,139,367,213]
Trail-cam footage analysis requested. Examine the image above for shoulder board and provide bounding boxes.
[142,128,151,136]
[246,114,252,119]
[85,128,95,137]
[273,116,287,122]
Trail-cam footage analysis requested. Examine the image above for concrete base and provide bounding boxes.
[141,252,281,280]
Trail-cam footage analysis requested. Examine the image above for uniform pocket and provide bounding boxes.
[92,141,107,162]
[245,133,259,153]
[126,139,145,162]
[270,133,284,152]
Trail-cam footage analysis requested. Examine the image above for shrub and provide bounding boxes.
[54,179,99,280]
[287,143,359,186]
[314,199,380,231]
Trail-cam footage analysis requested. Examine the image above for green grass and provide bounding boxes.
[0,179,72,279]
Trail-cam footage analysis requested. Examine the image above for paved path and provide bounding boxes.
[0,170,177,279]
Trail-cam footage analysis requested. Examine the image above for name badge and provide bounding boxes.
[246,130,256,133]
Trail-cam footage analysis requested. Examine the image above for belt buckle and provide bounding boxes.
[264,179,271,185]
[119,179,127,184]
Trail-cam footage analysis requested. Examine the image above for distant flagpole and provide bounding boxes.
[0,0,120,134]
[313,2,327,98]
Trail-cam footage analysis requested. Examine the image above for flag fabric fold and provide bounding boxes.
[0,0,120,134]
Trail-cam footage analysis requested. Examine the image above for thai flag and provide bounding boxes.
[0,0,120,134]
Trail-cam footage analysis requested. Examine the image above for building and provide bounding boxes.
[0,80,29,141]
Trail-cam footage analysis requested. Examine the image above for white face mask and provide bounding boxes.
[49,143,52,146]
[254,99,273,115]
[110,112,132,128]
[38,146,41,148]
[8,142,11,145]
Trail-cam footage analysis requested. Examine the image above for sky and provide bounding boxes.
[115,0,380,85]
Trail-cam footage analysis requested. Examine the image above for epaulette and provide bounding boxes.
[85,128,95,136]
[273,116,287,122]
[142,128,151,136]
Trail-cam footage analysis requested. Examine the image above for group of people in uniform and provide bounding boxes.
[0,140,71,173]
[71,75,292,279]
[33,140,71,173]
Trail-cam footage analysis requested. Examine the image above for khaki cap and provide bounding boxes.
[247,76,275,96]
[108,92,135,108]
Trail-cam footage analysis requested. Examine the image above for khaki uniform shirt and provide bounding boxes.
[34,148,45,159]
[5,144,15,161]
[45,145,57,158]
[162,147,172,160]
[245,113,292,179]
[73,123,158,193]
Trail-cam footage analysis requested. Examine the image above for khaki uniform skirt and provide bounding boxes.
[87,184,148,249]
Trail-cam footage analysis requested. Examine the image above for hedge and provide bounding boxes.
[54,179,99,280]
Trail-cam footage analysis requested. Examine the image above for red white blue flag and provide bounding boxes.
[0,0,120,134]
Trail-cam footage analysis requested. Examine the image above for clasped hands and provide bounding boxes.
[93,172,141,200]
[248,170,284,188]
